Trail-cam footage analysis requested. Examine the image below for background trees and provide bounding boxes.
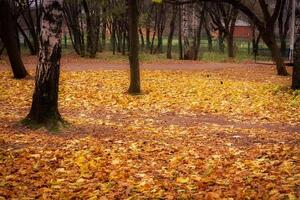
[63,0,85,56]
[0,0,28,79]
[1,0,298,89]
[207,2,238,57]
[201,0,289,75]
[14,0,42,55]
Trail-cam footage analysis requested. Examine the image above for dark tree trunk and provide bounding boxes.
[15,0,41,55]
[280,39,287,57]
[227,33,234,57]
[155,4,166,54]
[0,0,28,79]
[178,5,183,60]
[204,19,213,52]
[111,20,116,55]
[193,4,205,60]
[292,8,300,90]
[0,39,4,58]
[25,0,64,129]
[278,0,291,57]
[127,0,141,94]
[218,32,225,53]
[139,28,145,50]
[82,0,100,58]
[145,4,153,51]
[252,25,256,55]
[17,22,36,55]
[63,0,85,57]
[261,31,288,76]
[26,0,39,54]
[253,33,261,57]
[150,5,158,54]
[207,34,213,52]
[116,23,122,53]
[102,8,107,48]
[227,9,238,57]
[122,28,126,55]
[167,4,177,59]
[146,28,151,50]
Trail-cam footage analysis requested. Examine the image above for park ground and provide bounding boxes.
[0,53,299,199]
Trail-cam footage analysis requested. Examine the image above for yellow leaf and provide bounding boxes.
[176,177,189,184]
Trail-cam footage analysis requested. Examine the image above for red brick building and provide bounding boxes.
[233,20,252,39]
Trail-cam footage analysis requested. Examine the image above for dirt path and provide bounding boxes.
[0,54,273,71]
[1,54,293,84]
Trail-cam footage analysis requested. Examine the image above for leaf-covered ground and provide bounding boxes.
[0,66,299,199]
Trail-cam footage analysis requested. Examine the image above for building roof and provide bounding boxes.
[235,20,251,27]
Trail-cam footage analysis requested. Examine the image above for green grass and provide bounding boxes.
[16,37,273,63]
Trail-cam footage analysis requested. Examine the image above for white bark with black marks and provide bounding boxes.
[181,3,199,60]
[25,0,64,128]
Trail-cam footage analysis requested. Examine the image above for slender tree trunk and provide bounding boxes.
[63,5,86,57]
[252,24,256,55]
[182,4,193,59]
[127,0,141,94]
[205,23,213,52]
[25,0,64,128]
[278,0,291,58]
[122,28,126,55]
[178,5,183,60]
[194,4,205,60]
[292,8,300,90]
[25,0,39,54]
[0,0,28,79]
[280,39,287,57]
[155,4,165,54]
[111,19,116,55]
[102,8,107,48]
[150,5,158,54]
[167,4,177,59]
[82,0,100,58]
[0,46,4,58]
[0,40,4,58]
[146,28,151,50]
[218,32,225,53]
[145,4,153,51]
[227,9,238,58]
[116,24,122,53]
[17,22,36,55]
[227,33,234,57]
[139,28,145,51]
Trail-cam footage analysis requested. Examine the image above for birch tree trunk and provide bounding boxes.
[292,7,300,90]
[24,0,64,129]
[181,3,199,60]
[182,3,192,59]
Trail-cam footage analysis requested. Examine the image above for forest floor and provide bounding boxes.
[0,54,299,199]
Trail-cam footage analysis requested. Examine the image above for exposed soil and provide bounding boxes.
[0,53,293,84]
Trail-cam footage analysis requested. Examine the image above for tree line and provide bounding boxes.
[0,0,299,129]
